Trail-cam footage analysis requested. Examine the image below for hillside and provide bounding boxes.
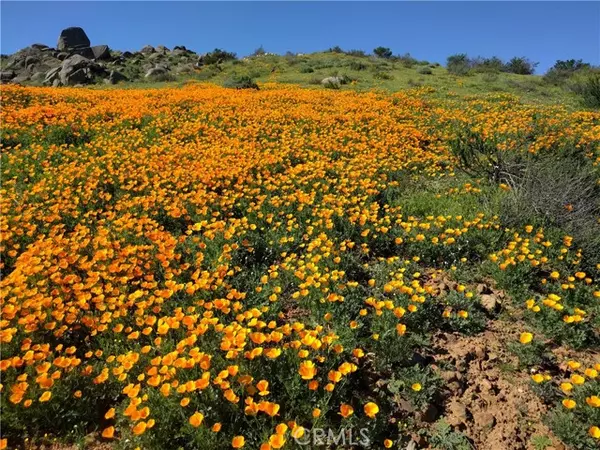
[0,27,587,108]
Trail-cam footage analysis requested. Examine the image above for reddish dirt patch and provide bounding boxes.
[432,319,564,450]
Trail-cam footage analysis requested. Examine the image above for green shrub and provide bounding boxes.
[397,53,417,68]
[373,46,393,59]
[374,71,394,80]
[572,72,600,108]
[417,66,433,75]
[544,59,591,85]
[504,57,538,75]
[203,48,237,65]
[447,54,471,76]
[349,61,367,71]
[299,66,314,73]
[481,72,499,82]
[223,75,259,90]
[346,49,367,57]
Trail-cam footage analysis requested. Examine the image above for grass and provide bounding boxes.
[86,51,583,107]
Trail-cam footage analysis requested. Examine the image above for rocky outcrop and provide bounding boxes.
[0,26,202,86]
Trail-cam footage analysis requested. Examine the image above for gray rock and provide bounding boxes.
[107,70,127,84]
[145,67,167,78]
[44,66,61,85]
[11,73,30,84]
[71,47,95,59]
[0,70,15,81]
[25,56,39,66]
[31,43,49,50]
[31,72,46,83]
[140,45,155,54]
[321,76,348,87]
[57,27,91,52]
[57,52,69,61]
[91,45,110,60]
[59,54,98,85]
[122,51,133,59]
[62,68,89,85]
[156,45,170,54]
[52,78,61,87]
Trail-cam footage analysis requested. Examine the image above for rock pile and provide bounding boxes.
[0,26,205,86]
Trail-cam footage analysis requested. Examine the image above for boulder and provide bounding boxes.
[59,54,98,85]
[57,27,91,51]
[156,45,170,54]
[31,43,49,50]
[11,73,31,84]
[107,70,127,84]
[71,47,95,59]
[62,68,89,85]
[57,52,69,61]
[91,45,110,60]
[321,77,348,87]
[30,72,46,83]
[44,66,61,85]
[145,67,167,78]
[122,51,133,59]
[140,45,155,54]
[0,70,15,82]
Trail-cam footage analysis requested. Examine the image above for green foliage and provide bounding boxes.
[428,419,473,450]
[373,46,393,59]
[251,46,266,57]
[504,57,538,75]
[547,408,599,450]
[572,72,600,108]
[447,54,471,76]
[544,59,591,85]
[222,75,259,90]
[203,48,237,65]
[374,71,394,80]
[417,66,433,75]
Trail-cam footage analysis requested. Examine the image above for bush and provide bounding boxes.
[328,46,344,53]
[417,66,432,75]
[545,59,591,84]
[446,53,471,76]
[251,46,266,57]
[346,49,366,57]
[449,127,600,263]
[504,57,538,75]
[223,75,259,90]
[397,52,417,68]
[481,72,499,83]
[348,61,367,71]
[472,56,505,73]
[572,72,600,108]
[147,72,176,82]
[373,46,393,59]
[299,66,314,73]
[203,48,237,65]
[374,71,394,80]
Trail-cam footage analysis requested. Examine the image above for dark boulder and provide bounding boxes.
[57,27,91,51]
[91,45,110,60]
[106,70,128,84]
[140,45,155,54]
[0,70,16,82]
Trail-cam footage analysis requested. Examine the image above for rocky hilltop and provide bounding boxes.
[0,27,206,86]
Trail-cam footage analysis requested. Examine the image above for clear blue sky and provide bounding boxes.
[1,1,599,72]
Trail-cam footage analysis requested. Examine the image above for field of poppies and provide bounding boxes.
[1,83,599,449]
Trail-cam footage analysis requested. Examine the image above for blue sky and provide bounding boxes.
[1,2,598,72]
